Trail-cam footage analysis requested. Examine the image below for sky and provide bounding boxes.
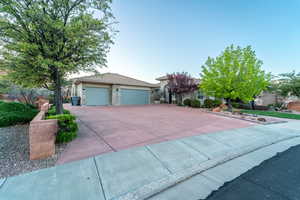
[98,0,300,83]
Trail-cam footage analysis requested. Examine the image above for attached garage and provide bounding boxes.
[120,89,150,105]
[85,87,109,106]
[72,73,158,106]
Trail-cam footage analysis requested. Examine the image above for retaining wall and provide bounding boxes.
[29,103,57,160]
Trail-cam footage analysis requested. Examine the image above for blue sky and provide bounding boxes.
[102,0,300,83]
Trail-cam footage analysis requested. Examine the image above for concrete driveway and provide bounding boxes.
[57,104,254,164]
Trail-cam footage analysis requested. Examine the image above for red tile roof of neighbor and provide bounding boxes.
[73,73,159,88]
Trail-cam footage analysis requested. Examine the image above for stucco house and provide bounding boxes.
[155,75,208,104]
[71,73,158,106]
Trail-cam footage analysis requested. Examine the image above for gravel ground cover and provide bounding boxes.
[0,125,66,178]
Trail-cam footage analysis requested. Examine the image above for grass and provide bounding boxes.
[241,109,300,120]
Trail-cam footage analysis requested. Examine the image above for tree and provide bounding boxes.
[0,0,115,114]
[277,71,300,98]
[200,45,271,111]
[167,72,198,104]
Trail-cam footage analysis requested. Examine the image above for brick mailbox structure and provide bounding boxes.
[29,103,58,160]
[288,101,300,112]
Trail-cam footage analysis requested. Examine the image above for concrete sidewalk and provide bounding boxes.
[1,121,300,200]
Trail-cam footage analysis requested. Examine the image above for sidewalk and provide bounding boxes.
[1,121,300,200]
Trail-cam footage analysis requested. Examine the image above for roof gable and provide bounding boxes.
[74,73,158,88]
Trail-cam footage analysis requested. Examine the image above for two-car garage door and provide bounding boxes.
[85,87,150,106]
[120,89,150,105]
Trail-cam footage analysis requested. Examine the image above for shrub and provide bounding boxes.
[46,114,78,143]
[177,102,183,106]
[47,106,70,116]
[183,98,191,106]
[191,99,201,108]
[0,101,38,127]
[213,99,222,107]
[203,99,214,108]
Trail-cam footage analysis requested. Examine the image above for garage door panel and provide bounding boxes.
[121,89,150,105]
[85,87,109,106]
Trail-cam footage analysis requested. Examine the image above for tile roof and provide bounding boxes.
[73,73,158,88]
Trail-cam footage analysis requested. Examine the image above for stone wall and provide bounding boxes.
[29,103,57,160]
[288,101,300,112]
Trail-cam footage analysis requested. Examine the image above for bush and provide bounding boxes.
[191,99,201,108]
[46,114,78,143]
[183,98,191,106]
[177,102,183,106]
[203,99,217,108]
[232,102,269,110]
[47,105,70,116]
[213,99,222,107]
[0,101,38,127]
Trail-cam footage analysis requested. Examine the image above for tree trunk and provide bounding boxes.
[226,98,233,112]
[250,100,255,110]
[53,67,63,114]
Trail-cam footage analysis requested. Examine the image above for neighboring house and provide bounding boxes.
[255,91,300,106]
[71,73,159,106]
[156,75,208,104]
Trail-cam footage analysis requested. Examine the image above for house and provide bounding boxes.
[156,75,208,104]
[71,73,159,106]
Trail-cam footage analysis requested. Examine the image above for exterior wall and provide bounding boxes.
[112,85,121,105]
[72,82,154,105]
[255,91,277,106]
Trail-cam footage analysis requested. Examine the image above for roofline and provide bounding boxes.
[75,80,159,88]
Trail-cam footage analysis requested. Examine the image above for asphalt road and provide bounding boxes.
[205,144,300,200]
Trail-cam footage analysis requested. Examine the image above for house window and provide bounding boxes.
[197,91,204,99]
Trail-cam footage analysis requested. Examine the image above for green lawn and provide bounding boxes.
[241,110,300,120]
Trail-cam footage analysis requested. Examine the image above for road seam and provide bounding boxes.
[0,178,7,190]
[78,118,117,152]
[145,146,173,174]
[93,157,107,200]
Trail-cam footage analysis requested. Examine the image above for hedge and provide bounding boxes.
[0,101,38,127]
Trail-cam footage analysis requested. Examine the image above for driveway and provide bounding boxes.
[57,104,254,164]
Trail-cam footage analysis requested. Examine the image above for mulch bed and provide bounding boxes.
[0,125,66,179]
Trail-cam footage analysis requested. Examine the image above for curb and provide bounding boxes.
[115,135,300,200]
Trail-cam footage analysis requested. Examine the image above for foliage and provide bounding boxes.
[241,110,300,120]
[200,45,271,109]
[0,101,38,127]
[203,99,222,108]
[167,72,198,103]
[190,99,201,108]
[275,72,300,98]
[46,114,78,143]
[0,75,52,104]
[0,0,115,114]
[47,106,70,116]
[183,98,192,106]
[232,102,269,110]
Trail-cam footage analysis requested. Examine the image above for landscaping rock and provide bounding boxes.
[0,125,66,178]
[257,118,267,122]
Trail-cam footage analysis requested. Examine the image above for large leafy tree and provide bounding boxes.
[200,45,271,110]
[0,0,115,113]
[167,72,198,104]
[277,71,300,98]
